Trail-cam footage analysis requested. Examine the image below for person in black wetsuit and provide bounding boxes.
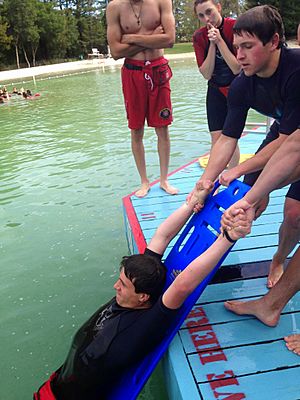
[193,0,241,168]
[33,181,251,400]
[192,5,300,290]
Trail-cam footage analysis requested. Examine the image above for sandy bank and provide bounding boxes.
[0,53,195,85]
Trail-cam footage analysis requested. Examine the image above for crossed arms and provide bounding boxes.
[106,0,175,60]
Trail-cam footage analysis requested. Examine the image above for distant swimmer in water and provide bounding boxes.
[22,89,40,99]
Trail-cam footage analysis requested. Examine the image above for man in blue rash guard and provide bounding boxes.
[34,181,251,400]
[193,5,300,289]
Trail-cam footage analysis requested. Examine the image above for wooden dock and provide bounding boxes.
[122,130,300,399]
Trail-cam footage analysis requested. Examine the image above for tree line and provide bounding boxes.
[0,0,299,70]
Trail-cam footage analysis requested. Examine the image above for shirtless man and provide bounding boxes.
[106,0,178,197]
[221,129,300,355]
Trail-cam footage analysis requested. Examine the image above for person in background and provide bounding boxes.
[193,0,240,168]
[106,0,179,198]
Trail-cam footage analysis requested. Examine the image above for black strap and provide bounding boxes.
[223,229,236,244]
[124,63,142,71]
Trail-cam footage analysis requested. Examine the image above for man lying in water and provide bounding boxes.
[34,180,250,400]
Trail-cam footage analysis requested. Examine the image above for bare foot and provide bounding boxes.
[189,179,214,210]
[160,181,179,195]
[135,183,151,198]
[267,257,284,288]
[284,334,300,355]
[224,299,280,327]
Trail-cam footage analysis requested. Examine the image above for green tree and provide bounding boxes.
[221,0,240,17]
[3,0,40,68]
[245,0,300,38]
[0,14,13,66]
[173,0,198,42]
[36,2,78,60]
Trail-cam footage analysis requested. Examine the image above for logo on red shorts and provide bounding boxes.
[160,108,171,119]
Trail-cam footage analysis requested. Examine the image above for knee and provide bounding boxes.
[131,129,144,143]
[284,204,300,230]
[155,127,169,140]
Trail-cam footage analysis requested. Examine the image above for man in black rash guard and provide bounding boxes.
[193,5,300,290]
[34,181,251,400]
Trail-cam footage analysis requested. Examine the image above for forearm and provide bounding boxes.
[147,202,194,254]
[122,33,174,49]
[201,135,238,181]
[233,133,288,178]
[245,130,300,205]
[179,235,232,292]
[217,39,240,75]
[199,43,216,80]
[109,41,146,60]
[163,235,232,309]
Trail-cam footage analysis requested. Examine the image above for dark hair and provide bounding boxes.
[120,254,166,305]
[233,5,285,49]
[193,0,219,14]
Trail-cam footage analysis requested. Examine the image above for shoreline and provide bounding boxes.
[0,53,195,85]
[1,38,298,85]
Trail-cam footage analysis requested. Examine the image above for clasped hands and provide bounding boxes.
[207,22,221,44]
[221,198,254,241]
[187,180,254,241]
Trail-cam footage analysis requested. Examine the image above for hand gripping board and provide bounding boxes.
[108,180,250,400]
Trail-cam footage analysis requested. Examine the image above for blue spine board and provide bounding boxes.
[108,180,250,400]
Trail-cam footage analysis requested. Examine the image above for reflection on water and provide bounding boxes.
[0,59,264,400]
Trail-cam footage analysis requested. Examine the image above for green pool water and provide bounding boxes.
[0,59,265,399]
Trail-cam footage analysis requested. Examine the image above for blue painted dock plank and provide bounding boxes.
[190,341,300,383]
[198,367,300,399]
[185,293,300,326]
[198,276,268,303]
[179,312,300,353]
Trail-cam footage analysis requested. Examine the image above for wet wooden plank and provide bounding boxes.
[179,312,300,354]
[198,367,300,399]
[190,341,300,383]
[198,276,268,303]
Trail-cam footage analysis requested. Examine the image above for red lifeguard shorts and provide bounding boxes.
[33,372,57,400]
[121,57,173,130]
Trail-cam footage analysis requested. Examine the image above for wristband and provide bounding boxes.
[223,229,236,244]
